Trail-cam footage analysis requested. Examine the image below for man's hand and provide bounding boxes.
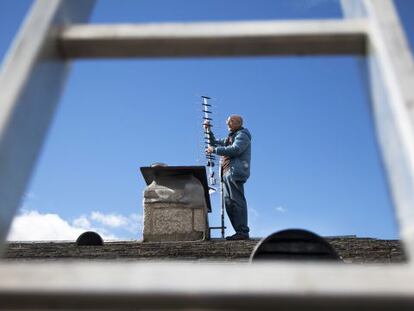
[203,120,211,130]
[206,146,215,154]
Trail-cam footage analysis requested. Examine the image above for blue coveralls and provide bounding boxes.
[209,128,252,236]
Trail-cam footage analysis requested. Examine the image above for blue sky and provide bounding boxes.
[1,0,414,240]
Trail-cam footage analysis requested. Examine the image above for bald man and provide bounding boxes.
[205,115,251,240]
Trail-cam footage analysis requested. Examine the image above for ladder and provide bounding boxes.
[0,0,414,309]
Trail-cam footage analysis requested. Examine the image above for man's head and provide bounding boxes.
[226,115,243,132]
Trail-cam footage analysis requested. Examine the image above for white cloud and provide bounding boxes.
[7,210,141,241]
[91,211,129,228]
[72,215,91,229]
[126,213,142,234]
[7,210,86,241]
[274,206,287,213]
[90,211,141,234]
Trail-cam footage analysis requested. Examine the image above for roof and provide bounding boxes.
[3,237,405,264]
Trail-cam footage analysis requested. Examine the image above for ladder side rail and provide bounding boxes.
[0,0,95,250]
[342,0,414,263]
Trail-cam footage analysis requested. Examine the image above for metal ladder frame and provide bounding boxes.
[0,0,414,309]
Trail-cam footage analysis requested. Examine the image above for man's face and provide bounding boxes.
[226,117,239,132]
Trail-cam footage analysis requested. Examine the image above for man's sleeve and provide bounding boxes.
[215,132,250,157]
[208,130,226,147]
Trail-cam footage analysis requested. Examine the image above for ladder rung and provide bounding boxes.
[59,20,368,58]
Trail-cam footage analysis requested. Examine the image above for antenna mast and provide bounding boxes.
[201,96,226,238]
[202,96,217,186]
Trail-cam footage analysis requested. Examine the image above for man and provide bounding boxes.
[205,115,251,240]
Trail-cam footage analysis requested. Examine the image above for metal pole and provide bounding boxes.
[201,96,225,238]
[220,164,225,239]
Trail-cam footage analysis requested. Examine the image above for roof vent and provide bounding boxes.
[250,229,341,262]
[76,231,104,246]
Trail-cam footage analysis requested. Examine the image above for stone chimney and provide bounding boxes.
[141,166,210,242]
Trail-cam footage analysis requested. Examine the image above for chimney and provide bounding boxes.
[140,166,211,242]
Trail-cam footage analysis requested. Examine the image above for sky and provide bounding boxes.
[1,0,414,241]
